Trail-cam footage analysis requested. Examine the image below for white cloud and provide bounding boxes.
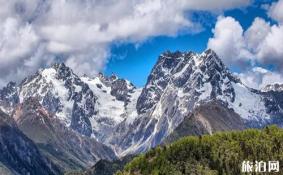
[180,0,251,11]
[257,24,283,67]
[0,17,39,71]
[268,0,283,24]
[237,67,283,89]
[245,17,271,53]
[207,16,253,67]
[0,0,251,86]
[208,14,283,72]
[208,0,283,89]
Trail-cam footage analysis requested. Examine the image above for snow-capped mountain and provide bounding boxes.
[0,63,142,151]
[110,49,283,156]
[17,63,97,137]
[0,49,283,160]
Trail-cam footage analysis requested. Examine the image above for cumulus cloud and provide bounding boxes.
[268,0,283,24]
[237,67,283,89]
[0,0,251,86]
[208,14,283,72]
[0,17,39,67]
[207,16,253,67]
[208,0,283,89]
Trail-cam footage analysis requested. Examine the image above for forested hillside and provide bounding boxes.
[117,126,283,175]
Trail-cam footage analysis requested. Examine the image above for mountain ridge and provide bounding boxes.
[0,49,283,165]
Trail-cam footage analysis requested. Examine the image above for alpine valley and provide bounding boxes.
[0,49,283,174]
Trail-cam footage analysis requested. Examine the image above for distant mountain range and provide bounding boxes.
[0,49,283,174]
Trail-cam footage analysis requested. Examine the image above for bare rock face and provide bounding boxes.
[0,109,60,175]
[13,97,117,172]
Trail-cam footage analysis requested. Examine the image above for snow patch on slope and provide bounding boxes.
[230,83,270,121]
[81,76,141,141]
[82,77,125,123]
[125,88,142,124]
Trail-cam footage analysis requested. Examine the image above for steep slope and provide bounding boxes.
[13,97,117,172]
[0,109,60,175]
[164,101,245,144]
[111,49,283,156]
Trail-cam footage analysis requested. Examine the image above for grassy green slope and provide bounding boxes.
[117,126,283,175]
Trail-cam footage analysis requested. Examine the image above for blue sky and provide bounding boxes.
[105,0,277,87]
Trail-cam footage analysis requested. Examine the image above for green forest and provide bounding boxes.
[117,126,283,175]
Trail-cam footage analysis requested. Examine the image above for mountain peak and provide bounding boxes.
[51,62,67,69]
[161,50,184,58]
[201,49,223,66]
[137,49,227,114]
[204,48,216,55]
[49,63,76,80]
[158,49,222,68]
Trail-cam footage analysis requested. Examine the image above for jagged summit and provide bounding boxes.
[137,49,237,114]
[51,62,67,69]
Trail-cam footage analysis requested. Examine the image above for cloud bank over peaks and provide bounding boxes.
[0,0,251,86]
[208,0,283,71]
[208,0,283,88]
